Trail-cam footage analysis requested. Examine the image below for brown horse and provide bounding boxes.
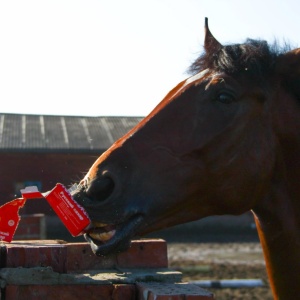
[72,18,300,299]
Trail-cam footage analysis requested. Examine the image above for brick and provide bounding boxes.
[6,285,115,300]
[3,239,168,273]
[148,293,182,300]
[66,239,168,272]
[112,284,136,300]
[5,284,136,300]
[117,239,168,268]
[137,283,214,300]
[65,242,117,272]
[6,241,67,273]
[0,239,214,300]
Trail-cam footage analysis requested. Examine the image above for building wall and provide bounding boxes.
[0,151,103,215]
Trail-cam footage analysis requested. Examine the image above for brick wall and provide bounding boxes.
[0,239,214,299]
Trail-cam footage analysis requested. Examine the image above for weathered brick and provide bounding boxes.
[65,242,117,272]
[1,240,214,299]
[6,240,67,273]
[3,239,168,273]
[66,239,168,272]
[117,239,168,268]
[5,285,115,300]
[112,284,136,300]
[148,293,182,300]
[137,282,214,300]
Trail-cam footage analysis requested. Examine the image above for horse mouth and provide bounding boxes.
[88,223,117,242]
[84,214,144,256]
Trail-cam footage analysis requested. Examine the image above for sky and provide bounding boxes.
[1,0,300,117]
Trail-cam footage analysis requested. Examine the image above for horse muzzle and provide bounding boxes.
[71,179,145,255]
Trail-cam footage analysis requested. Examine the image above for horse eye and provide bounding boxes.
[217,93,235,104]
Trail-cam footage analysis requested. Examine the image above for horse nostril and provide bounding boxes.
[85,175,115,202]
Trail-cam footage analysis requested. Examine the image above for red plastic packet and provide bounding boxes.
[0,183,90,242]
[0,198,26,242]
[45,183,90,237]
[21,183,91,237]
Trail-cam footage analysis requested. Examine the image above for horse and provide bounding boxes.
[72,18,300,299]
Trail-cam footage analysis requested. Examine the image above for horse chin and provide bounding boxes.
[84,214,144,256]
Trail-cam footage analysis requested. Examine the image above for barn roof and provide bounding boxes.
[0,113,143,152]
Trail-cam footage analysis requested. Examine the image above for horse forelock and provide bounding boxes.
[188,39,289,81]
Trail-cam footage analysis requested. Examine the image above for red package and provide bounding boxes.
[0,183,90,242]
[0,198,26,242]
[21,183,91,237]
[44,184,90,237]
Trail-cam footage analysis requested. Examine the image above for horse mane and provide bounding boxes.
[188,39,290,79]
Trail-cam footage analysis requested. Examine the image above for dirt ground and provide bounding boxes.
[167,243,273,300]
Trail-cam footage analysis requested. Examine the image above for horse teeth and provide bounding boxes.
[92,222,108,227]
[89,230,116,242]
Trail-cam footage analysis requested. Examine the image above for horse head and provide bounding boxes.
[72,19,300,280]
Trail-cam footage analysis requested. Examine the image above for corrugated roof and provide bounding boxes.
[0,113,143,152]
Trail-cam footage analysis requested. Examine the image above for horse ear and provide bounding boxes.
[276,48,300,99]
[204,17,222,53]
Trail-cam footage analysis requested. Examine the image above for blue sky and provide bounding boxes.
[0,0,299,116]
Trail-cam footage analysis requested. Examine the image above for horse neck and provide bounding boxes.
[252,98,300,299]
[253,182,300,299]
